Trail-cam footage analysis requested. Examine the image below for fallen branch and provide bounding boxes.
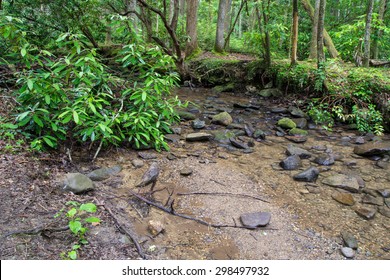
[99,201,146,259]
[177,191,270,203]
[129,191,277,230]
[2,225,69,239]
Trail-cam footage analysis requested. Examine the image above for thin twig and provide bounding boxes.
[129,191,276,230]
[177,191,270,203]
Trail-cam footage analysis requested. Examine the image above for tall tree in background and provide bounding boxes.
[301,0,338,59]
[309,0,320,59]
[291,0,298,65]
[372,0,387,59]
[317,0,326,67]
[261,0,271,67]
[215,0,230,53]
[185,0,199,57]
[363,0,374,67]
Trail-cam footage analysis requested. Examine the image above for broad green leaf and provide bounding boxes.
[27,79,33,91]
[42,136,55,148]
[69,220,82,234]
[84,217,101,223]
[67,208,77,218]
[44,95,51,105]
[33,114,44,127]
[68,251,77,260]
[79,203,97,213]
[73,111,80,124]
[21,48,27,57]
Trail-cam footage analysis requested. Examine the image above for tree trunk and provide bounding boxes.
[301,0,338,59]
[185,0,199,57]
[317,0,326,67]
[372,0,387,59]
[291,0,299,65]
[127,0,138,30]
[224,0,247,49]
[261,0,271,67]
[215,0,229,53]
[309,0,320,59]
[363,0,374,67]
[0,0,3,10]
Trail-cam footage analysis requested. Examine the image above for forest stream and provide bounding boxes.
[1,87,389,260]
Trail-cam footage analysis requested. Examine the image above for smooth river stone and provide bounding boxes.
[240,212,271,228]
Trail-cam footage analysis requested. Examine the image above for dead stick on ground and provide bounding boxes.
[129,191,277,230]
[99,201,146,259]
[177,191,270,203]
[2,225,69,239]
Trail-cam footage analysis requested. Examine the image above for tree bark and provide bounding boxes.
[309,0,320,59]
[363,0,374,67]
[185,0,199,57]
[291,0,299,65]
[215,0,229,53]
[301,0,338,59]
[0,0,3,10]
[372,0,387,59]
[224,0,247,49]
[261,0,271,67]
[317,0,326,67]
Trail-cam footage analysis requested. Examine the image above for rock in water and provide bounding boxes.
[293,167,319,182]
[279,155,302,170]
[62,173,94,194]
[87,165,122,181]
[135,162,160,190]
[353,141,390,157]
[240,212,271,228]
[212,111,233,126]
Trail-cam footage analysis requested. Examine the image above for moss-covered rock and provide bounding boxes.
[277,118,297,129]
[212,111,233,126]
[289,128,309,136]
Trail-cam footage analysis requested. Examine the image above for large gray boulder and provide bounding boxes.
[353,141,390,157]
[61,173,94,194]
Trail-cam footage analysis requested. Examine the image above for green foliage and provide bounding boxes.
[55,201,100,260]
[0,116,27,153]
[1,16,183,153]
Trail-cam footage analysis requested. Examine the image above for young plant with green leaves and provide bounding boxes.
[54,201,100,260]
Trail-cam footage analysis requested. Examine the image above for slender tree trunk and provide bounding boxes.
[309,0,320,59]
[0,0,3,10]
[363,0,374,67]
[291,0,299,65]
[262,0,271,67]
[301,0,339,59]
[185,0,199,57]
[224,0,247,49]
[317,0,326,67]
[372,0,387,59]
[215,0,229,53]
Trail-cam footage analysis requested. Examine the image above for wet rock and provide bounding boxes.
[341,247,356,258]
[186,132,213,141]
[171,127,182,135]
[148,220,164,236]
[289,128,308,136]
[279,155,302,170]
[212,112,233,126]
[313,154,335,166]
[259,88,282,98]
[277,118,296,129]
[332,191,355,206]
[244,123,255,137]
[286,144,312,159]
[180,168,193,176]
[292,118,308,129]
[362,194,383,206]
[379,207,390,218]
[353,141,390,157]
[355,136,365,144]
[138,152,157,160]
[240,212,271,228]
[87,166,122,181]
[285,135,307,143]
[377,189,390,198]
[341,232,358,249]
[135,162,160,188]
[191,119,206,129]
[271,107,288,113]
[131,159,144,168]
[355,206,377,220]
[61,173,94,194]
[229,137,249,149]
[293,167,319,182]
[289,106,306,118]
[177,110,196,120]
[322,174,360,193]
[253,129,266,140]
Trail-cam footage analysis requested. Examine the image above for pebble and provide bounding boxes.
[377,189,390,198]
[148,220,164,236]
[186,132,213,141]
[341,247,356,258]
[293,167,319,182]
[138,152,157,160]
[240,212,271,228]
[180,168,193,176]
[332,191,355,206]
[313,154,335,166]
[131,159,144,168]
[355,206,377,220]
[279,155,302,170]
[341,232,358,249]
